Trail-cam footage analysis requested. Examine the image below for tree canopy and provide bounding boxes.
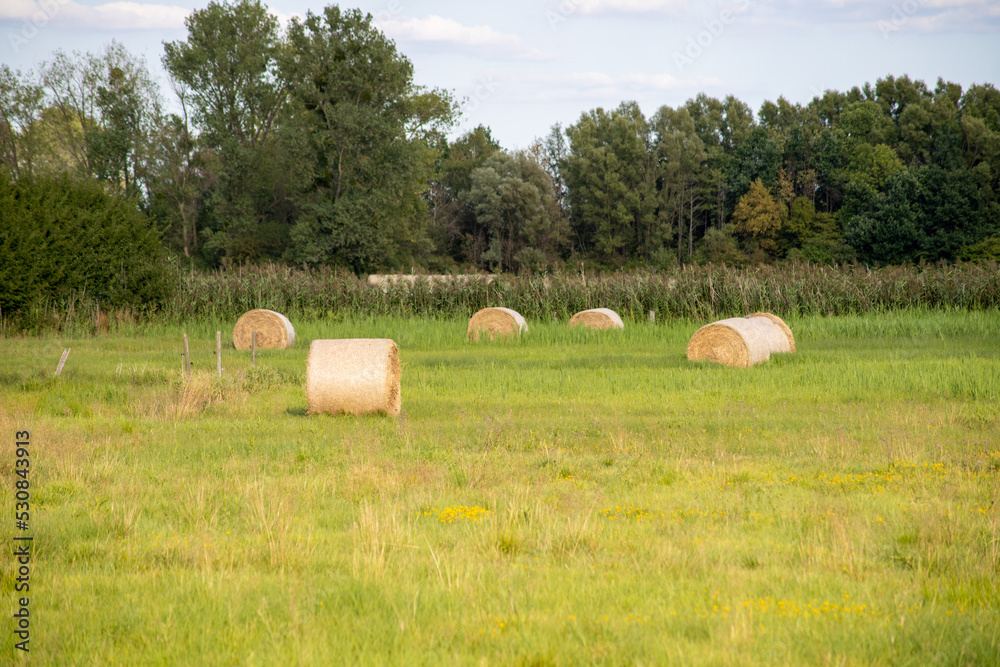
[0,3,997,275]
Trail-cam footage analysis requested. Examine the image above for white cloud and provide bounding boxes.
[269,8,304,29]
[566,70,710,90]
[761,0,1000,31]
[567,71,617,87]
[572,0,690,14]
[562,0,1000,32]
[378,15,554,60]
[0,0,189,30]
[517,70,722,103]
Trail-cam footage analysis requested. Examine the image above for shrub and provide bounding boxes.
[0,174,174,319]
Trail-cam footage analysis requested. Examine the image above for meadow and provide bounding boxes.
[1,309,999,665]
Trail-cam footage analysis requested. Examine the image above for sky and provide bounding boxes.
[2,0,999,149]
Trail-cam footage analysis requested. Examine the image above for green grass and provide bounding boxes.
[2,310,999,665]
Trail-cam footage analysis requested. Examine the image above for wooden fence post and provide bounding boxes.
[55,348,71,376]
[216,331,223,376]
[183,334,191,377]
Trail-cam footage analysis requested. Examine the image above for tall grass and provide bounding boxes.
[5,262,999,336]
[168,262,1000,321]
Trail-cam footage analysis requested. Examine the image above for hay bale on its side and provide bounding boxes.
[686,317,771,368]
[749,312,795,353]
[233,309,295,350]
[306,339,401,416]
[568,308,624,330]
[744,315,791,355]
[467,307,527,342]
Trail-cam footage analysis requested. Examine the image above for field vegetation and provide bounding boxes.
[1,309,998,664]
[2,2,998,661]
[5,261,1000,335]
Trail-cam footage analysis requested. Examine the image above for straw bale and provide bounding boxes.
[686,317,772,368]
[467,307,527,342]
[749,312,795,353]
[568,308,624,330]
[233,309,295,350]
[748,317,790,355]
[306,339,401,416]
[367,274,497,292]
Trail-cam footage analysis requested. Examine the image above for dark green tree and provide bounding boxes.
[426,126,502,266]
[86,42,162,200]
[652,105,706,262]
[843,166,991,264]
[563,101,656,265]
[162,0,286,263]
[0,173,172,317]
[842,172,921,265]
[147,80,203,262]
[727,125,783,204]
[279,5,456,272]
[459,151,569,272]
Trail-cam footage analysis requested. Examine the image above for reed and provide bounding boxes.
[4,262,999,335]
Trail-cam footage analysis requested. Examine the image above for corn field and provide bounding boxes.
[7,262,1000,334]
[165,261,1000,320]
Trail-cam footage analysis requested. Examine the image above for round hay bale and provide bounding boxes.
[686,317,771,368]
[467,307,527,342]
[306,339,401,416]
[749,312,795,353]
[233,309,295,350]
[568,308,624,330]
[747,317,791,355]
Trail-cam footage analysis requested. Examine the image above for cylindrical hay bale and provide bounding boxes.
[307,339,401,416]
[467,307,527,342]
[686,318,771,368]
[745,316,790,355]
[749,312,795,353]
[233,309,295,351]
[568,308,625,330]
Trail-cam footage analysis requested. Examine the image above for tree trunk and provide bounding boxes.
[677,204,683,265]
[688,187,694,258]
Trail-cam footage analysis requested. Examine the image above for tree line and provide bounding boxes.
[2,0,999,277]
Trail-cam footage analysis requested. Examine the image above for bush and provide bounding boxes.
[0,174,175,319]
[695,226,748,266]
[958,237,1000,262]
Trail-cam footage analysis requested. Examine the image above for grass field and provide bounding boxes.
[2,310,999,665]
